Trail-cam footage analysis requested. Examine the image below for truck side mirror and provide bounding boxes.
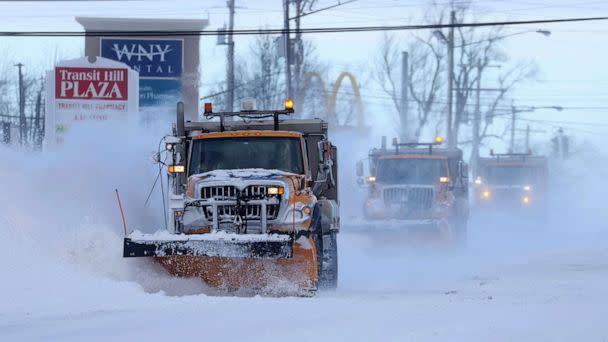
[459,161,468,178]
[151,151,161,164]
[356,161,363,177]
[317,140,328,163]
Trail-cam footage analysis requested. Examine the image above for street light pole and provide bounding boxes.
[472,58,482,176]
[510,104,563,152]
[15,63,25,146]
[226,0,235,112]
[447,10,455,148]
[400,51,409,141]
[283,0,293,100]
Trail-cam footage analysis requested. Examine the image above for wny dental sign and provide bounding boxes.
[55,67,128,100]
[101,39,182,78]
[45,57,139,145]
[101,38,183,107]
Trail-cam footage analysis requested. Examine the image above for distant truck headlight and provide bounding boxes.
[522,196,530,204]
[523,185,531,191]
[474,176,482,185]
[482,190,491,200]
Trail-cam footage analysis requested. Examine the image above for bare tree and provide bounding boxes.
[376,1,538,147]
[376,32,445,142]
[207,31,326,118]
[239,34,285,110]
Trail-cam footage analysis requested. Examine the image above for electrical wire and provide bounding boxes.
[1,16,608,37]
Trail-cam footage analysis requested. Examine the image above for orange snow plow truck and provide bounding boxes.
[123,100,340,296]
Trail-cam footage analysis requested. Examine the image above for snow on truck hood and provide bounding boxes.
[192,169,298,181]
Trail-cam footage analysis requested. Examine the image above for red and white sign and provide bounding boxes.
[45,57,139,146]
[55,67,128,100]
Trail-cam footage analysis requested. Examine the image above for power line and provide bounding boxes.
[1,16,607,37]
[517,117,608,128]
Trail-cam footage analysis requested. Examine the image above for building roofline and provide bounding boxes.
[76,17,209,31]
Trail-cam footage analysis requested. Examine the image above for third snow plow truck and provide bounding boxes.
[357,137,469,244]
[123,100,339,296]
[474,151,548,214]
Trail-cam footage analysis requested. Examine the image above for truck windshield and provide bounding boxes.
[189,137,304,175]
[485,166,535,185]
[376,158,448,184]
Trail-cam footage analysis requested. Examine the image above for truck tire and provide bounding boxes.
[321,231,338,289]
[313,223,339,289]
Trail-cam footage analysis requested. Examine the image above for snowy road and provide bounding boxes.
[3,215,608,342]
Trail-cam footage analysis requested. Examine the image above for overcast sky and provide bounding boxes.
[1,0,607,149]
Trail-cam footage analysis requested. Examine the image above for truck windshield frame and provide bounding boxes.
[189,136,305,175]
[376,157,448,185]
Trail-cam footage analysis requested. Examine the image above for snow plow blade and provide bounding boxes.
[123,236,293,259]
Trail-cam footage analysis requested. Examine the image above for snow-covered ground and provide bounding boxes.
[3,219,608,342]
[2,124,608,341]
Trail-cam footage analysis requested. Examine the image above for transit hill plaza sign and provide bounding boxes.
[45,57,139,145]
[55,67,129,101]
[77,17,208,121]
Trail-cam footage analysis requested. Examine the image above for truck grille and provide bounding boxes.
[201,185,237,200]
[201,185,280,200]
[491,188,522,202]
[383,187,434,210]
[203,204,280,221]
[200,185,281,222]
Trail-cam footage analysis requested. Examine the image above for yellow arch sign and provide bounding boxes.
[303,71,365,129]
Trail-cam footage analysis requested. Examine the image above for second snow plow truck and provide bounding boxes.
[123,100,339,296]
[357,136,469,244]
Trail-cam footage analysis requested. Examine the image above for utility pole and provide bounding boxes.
[511,105,562,153]
[288,0,355,111]
[472,59,482,176]
[509,100,517,153]
[226,0,235,112]
[34,78,43,149]
[15,63,25,146]
[294,0,303,111]
[525,124,530,152]
[283,0,293,100]
[400,51,409,142]
[447,10,455,148]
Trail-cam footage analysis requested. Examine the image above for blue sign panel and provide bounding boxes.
[101,38,183,78]
[139,79,181,107]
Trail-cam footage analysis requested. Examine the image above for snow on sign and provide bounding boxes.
[45,57,139,146]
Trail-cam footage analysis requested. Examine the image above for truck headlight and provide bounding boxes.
[267,186,285,195]
[482,190,491,199]
[523,185,531,191]
[522,196,530,204]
